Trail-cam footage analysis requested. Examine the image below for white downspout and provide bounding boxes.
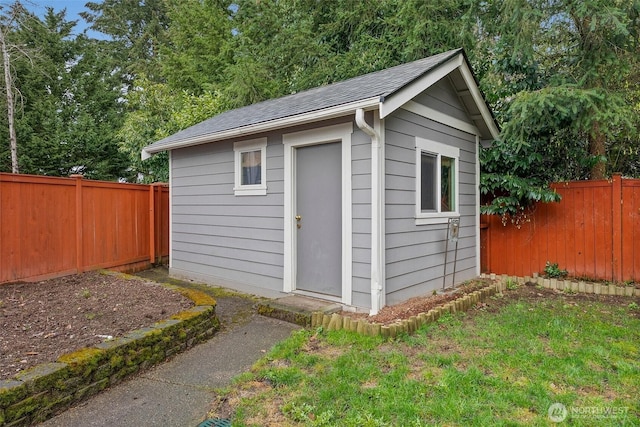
[356,108,383,315]
[475,134,481,277]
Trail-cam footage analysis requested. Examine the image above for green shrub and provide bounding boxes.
[544,261,568,278]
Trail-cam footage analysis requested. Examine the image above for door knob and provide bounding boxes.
[295,215,302,221]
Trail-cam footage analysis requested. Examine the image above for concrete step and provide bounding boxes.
[256,294,342,326]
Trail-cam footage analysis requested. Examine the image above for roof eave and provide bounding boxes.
[142,96,381,158]
[379,52,464,119]
[456,55,500,140]
[379,51,500,140]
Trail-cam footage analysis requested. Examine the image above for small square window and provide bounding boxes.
[234,138,267,196]
[415,138,459,224]
[241,150,262,185]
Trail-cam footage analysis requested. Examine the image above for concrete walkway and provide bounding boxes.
[40,269,301,427]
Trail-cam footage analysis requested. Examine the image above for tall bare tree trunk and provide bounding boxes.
[1,28,18,173]
[589,121,606,180]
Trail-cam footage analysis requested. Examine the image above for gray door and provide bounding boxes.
[295,142,342,297]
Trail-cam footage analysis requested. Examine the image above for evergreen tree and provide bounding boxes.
[222,0,475,107]
[477,0,640,219]
[160,0,232,94]
[82,0,169,85]
[0,5,129,180]
[117,77,224,182]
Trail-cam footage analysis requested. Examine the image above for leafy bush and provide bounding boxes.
[544,262,568,278]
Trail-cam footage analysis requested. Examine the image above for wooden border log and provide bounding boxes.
[322,314,331,329]
[381,325,390,339]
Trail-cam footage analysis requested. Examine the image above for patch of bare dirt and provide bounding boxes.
[209,380,286,426]
[476,282,640,315]
[0,271,193,380]
[341,279,640,326]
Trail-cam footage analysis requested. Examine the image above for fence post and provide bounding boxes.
[156,185,163,262]
[149,184,156,264]
[71,174,84,273]
[612,173,623,282]
[148,183,167,265]
[480,219,490,273]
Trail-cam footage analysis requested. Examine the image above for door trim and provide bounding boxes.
[283,122,353,305]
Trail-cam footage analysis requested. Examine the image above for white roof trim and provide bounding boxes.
[141,97,380,159]
[379,54,463,119]
[457,59,500,140]
[401,100,480,136]
[379,52,500,140]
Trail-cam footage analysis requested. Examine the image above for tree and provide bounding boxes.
[160,0,232,94]
[0,6,131,180]
[54,34,131,180]
[395,0,477,64]
[547,0,639,179]
[477,0,640,219]
[118,77,225,182]
[82,0,170,85]
[0,16,17,172]
[0,1,37,173]
[222,0,476,107]
[99,0,234,181]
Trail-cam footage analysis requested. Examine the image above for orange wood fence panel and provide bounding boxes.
[0,174,77,282]
[79,179,151,270]
[0,173,169,284]
[481,175,639,282]
[621,179,640,281]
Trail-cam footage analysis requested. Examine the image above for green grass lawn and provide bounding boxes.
[212,287,640,426]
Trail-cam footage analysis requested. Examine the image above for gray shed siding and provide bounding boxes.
[351,124,372,308]
[170,134,285,292]
[384,87,478,304]
[414,77,470,123]
[169,117,373,305]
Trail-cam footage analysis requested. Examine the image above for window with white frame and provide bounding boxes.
[233,138,267,196]
[415,137,459,224]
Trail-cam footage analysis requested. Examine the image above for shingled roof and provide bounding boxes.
[143,49,498,158]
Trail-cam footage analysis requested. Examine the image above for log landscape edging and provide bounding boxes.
[311,274,640,339]
[311,280,505,338]
[510,273,640,297]
[0,287,219,427]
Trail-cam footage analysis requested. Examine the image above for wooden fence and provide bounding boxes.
[481,174,640,282]
[0,173,169,284]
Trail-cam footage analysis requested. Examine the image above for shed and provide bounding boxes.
[142,48,499,314]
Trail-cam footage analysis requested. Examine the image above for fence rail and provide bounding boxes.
[0,173,168,284]
[481,174,640,282]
